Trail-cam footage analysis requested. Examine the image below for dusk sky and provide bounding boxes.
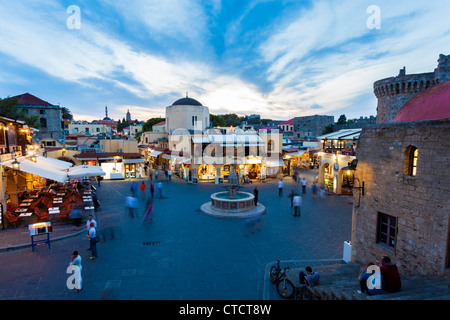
[1,0,449,122]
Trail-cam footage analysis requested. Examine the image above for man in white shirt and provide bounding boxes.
[86,215,97,251]
[301,178,307,194]
[86,215,97,233]
[293,195,302,217]
[278,179,283,197]
[87,223,98,259]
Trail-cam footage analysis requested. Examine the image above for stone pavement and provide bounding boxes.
[0,171,355,300]
[0,223,85,252]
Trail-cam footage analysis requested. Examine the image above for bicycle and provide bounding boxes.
[276,267,295,299]
[269,260,295,299]
[269,260,281,283]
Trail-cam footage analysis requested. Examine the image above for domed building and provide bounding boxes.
[165,94,210,133]
[351,58,450,278]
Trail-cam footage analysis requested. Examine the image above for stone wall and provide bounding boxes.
[351,119,450,277]
[293,115,334,139]
[374,54,450,124]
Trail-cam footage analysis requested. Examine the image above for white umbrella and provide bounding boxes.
[67,165,106,178]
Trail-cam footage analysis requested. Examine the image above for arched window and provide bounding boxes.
[268,140,274,151]
[404,146,418,177]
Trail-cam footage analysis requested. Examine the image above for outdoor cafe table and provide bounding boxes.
[15,208,29,215]
[20,202,32,207]
[53,197,63,205]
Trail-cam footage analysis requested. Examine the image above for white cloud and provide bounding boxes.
[257,0,450,118]
[1,0,450,122]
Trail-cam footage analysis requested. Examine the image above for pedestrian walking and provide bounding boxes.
[293,194,302,217]
[140,181,147,200]
[301,178,307,194]
[142,199,154,224]
[87,223,99,259]
[253,186,258,206]
[155,170,159,181]
[69,204,82,228]
[319,184,325,198]
[93,190,101,211]
[288,189,297,208]
[312,182,317,199]
[149,182,155,199]
[130,181,138,196]
[125,194,138,218]
[97,176,101,187]
[168,169,172,181]
[245,212,263,236]
[278,179,283,197]
[69,250,82,292]
[156,181,163,198]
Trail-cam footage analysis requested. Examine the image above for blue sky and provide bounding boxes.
[0,0,449,122]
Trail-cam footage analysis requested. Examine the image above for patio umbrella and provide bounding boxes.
[67,165,106,179]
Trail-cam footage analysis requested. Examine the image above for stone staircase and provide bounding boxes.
[289,263,450,300]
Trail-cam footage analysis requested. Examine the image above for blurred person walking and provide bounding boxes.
[142,199,154,224]
[125,194,139,218]
[140,181,147,200]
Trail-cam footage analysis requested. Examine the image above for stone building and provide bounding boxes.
[351,62,450,277]
[12,93,64,141]
[374,54,450,123]
[293,115,334,139]
[165,94,210,134]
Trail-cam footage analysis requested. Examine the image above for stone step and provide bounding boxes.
[299,262,450,300]
[366,281,449,300]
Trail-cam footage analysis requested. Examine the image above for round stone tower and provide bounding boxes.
[373,54,450,123]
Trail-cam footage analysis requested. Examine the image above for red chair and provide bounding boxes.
[5,211,19,228]
[35,207,48,221]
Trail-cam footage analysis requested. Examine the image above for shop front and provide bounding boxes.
[123,158,145,178]
[318,151,356,195]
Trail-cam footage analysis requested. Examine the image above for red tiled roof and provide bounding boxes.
[279,118,294,125]
[153,121,166,126]
[394,81,450,122]
[12,93,54,106]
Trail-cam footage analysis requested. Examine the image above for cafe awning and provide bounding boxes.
[67,165,106,178]
[123,158,145,164]
[149,150,162,157]
[35,155,73,170]
[6,159,68,183]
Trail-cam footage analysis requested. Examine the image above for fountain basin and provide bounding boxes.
[201,191,265,218]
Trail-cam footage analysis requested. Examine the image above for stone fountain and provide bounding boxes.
[200,165,265,218]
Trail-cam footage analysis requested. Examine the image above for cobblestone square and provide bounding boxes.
[0,172,352,300]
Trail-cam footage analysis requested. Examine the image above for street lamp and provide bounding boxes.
[12,159,20,171]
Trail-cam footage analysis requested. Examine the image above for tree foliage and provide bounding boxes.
[0,97,40,128]
[142,117,165,132]
[337,114,347,124]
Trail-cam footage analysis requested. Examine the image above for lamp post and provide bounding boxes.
[12,159,20,171]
